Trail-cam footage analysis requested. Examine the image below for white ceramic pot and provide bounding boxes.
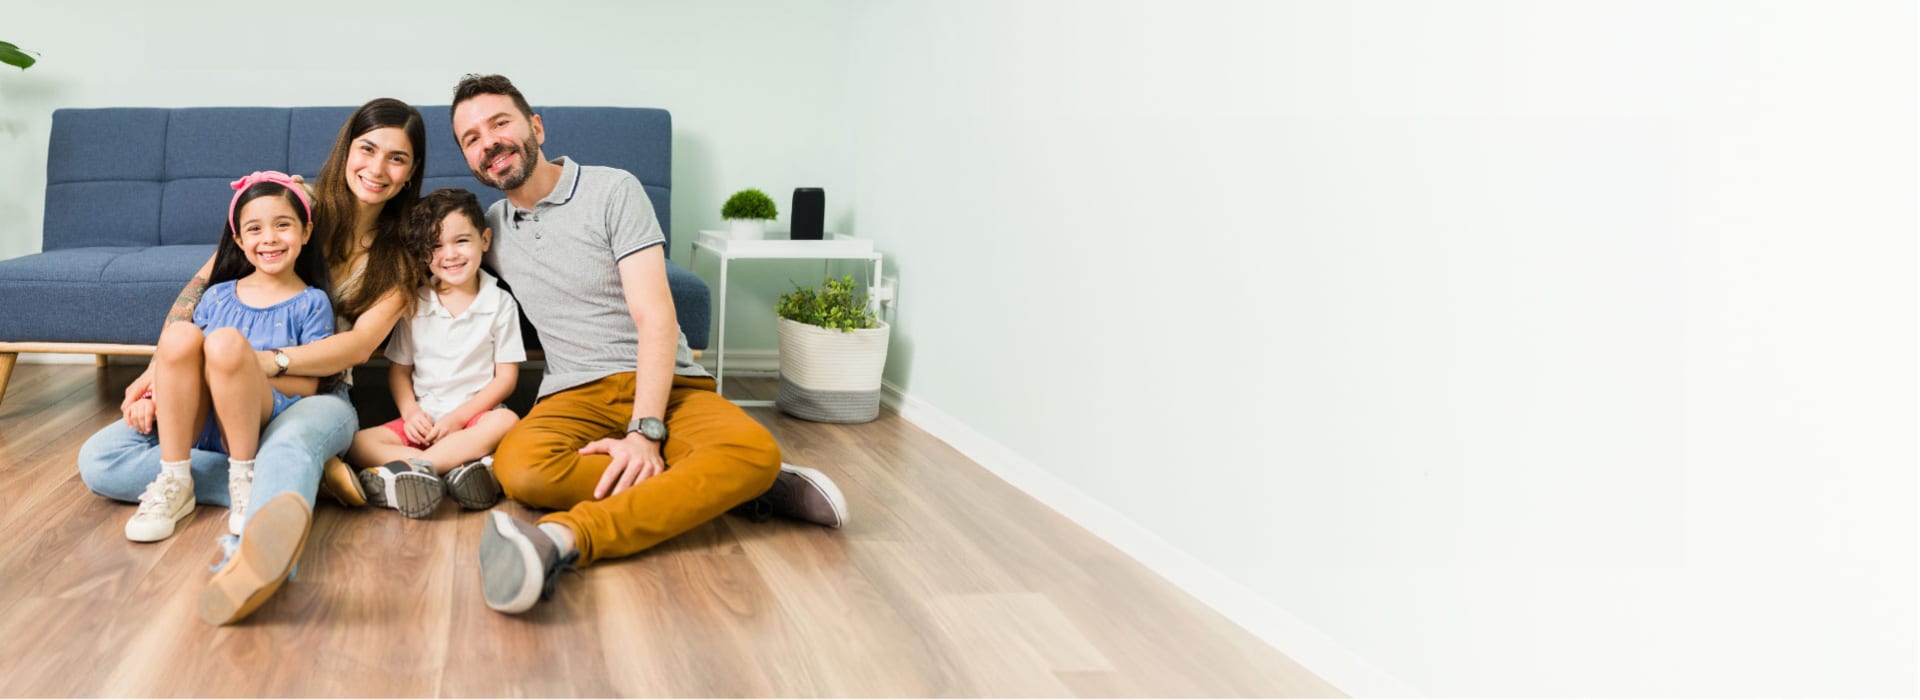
[775,317,890,423]
[728,218,767,240]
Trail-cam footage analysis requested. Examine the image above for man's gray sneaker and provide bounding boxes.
[445,458,502,510]
[359,460,443,519]
[479,511,576,614]
[735,463,847,529]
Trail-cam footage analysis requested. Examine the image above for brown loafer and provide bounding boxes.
[318,456,367,507]
[200,492,311,626]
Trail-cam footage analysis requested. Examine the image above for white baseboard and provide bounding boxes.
[697,348,780,374]
[878,380,1421,698]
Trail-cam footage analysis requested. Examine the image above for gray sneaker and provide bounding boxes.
[445,458,502,510]
[478,511,576,614]
[359,460,444,519]
[736,463,848,529]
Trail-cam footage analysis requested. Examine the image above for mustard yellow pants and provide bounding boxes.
[493,373,780,566]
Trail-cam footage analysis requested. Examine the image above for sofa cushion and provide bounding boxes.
[0,245,215,345]
[0,246,711,350]
[289,107,355,176]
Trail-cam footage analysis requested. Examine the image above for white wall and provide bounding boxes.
[0,0,854,350]
[842,0,1916,696]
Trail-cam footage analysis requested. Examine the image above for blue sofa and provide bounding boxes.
[0,106,709,408]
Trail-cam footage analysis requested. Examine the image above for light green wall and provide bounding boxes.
[840,0,1915,696]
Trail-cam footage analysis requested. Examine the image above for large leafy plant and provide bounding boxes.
[1,42,36,70]
[777,275,877,332]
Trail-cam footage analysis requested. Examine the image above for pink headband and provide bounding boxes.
[228,170,313,233]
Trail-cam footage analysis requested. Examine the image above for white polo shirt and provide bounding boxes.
[385,271,527,420]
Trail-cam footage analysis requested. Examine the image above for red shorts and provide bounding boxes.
[383,412,487,450]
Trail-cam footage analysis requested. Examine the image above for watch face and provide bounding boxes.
[640,417,667,440]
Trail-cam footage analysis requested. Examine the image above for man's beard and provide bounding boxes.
[474,139,540,191]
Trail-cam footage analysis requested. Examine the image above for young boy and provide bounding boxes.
[346,188,526,518]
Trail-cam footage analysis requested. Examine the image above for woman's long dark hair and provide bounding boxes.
[210,182,332,300]
[311,98,428,321]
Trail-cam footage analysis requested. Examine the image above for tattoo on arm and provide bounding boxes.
[164,275,210,326]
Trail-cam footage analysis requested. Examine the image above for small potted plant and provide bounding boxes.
[721,188,778,240]
[775,275,888,423]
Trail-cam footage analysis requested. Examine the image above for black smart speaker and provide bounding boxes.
[791,187,824,240]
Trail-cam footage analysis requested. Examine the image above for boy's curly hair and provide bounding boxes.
[407,188,488,264]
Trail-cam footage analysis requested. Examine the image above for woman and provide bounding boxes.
[77,98,428,625]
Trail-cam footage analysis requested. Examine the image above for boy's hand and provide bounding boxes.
[124,397,156,435]
[402,409,435,445]
[428,415,465,444]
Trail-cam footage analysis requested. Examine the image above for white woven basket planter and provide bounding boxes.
[775,317,890,423]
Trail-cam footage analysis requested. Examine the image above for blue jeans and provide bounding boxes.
[77,386,356,525]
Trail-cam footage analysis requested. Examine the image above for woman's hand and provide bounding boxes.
[402,408,435,446]
[121,369,154,411]
[124,396,156,434]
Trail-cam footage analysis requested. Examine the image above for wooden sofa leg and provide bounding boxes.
[95,354,108,368]
[0,352,16,409]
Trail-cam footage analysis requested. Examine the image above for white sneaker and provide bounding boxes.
[228,463,254,536]
[126,471,195,542]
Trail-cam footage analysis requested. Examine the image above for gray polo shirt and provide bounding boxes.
[485,156,708,398]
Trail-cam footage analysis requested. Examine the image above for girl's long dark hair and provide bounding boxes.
[311,98,428,321]
[210,182,332,301]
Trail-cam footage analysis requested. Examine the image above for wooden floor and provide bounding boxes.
[0,363,1341,698]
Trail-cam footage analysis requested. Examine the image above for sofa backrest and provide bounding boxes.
[44,105,673,251]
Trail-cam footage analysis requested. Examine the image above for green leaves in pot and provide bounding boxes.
[778,275,877,332]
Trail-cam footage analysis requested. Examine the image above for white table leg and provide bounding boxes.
[716,255,729,398]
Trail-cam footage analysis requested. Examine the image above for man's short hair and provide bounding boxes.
[451,74,534,121]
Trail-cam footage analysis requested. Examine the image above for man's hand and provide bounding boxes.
[402,408,436,445]
[583,432,665,500]
[124,396,156,434]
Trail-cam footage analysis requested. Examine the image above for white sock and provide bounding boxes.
[538,522,578,557]
[228,459,255,477]
[161,459,191,482]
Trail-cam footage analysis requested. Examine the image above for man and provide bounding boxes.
[450,74,846,613]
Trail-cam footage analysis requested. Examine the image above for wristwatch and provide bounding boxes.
[271,349,291,377]
[627,416,667,442]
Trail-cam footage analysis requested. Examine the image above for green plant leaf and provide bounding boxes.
[0,41,37,70]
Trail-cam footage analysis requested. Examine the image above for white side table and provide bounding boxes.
[688,231,882,406]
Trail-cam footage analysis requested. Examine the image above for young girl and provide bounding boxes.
[345,188,524,518]
[123,171,334,542]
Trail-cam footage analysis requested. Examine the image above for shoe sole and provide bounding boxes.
[199,493,310,626]
[126,502,194,543]
[319,457,367,507]
[479,511,545,614]
[781,463,849,529]
[447,464,501,510]
[360,469,443,519]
